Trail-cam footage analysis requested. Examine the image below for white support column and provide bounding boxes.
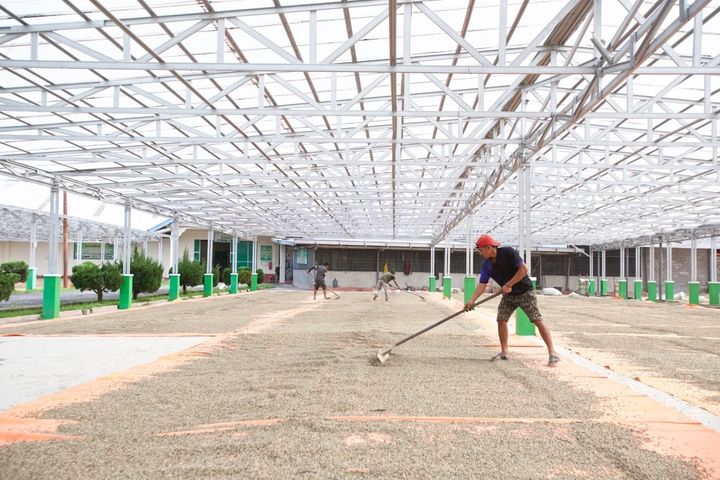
[29,215,37,269]
[100,240,106,262]
[711,236,717,283]
[690,233,697,282]
[465,220,471,275]
[309,10,317,64]
[171,221,180,274]
[47,181,60,275]
[252,236,258,272]
[113,235,119,261]
[635,246,641,280]
[122,202,131,275]
[666,241,673,281]
[498,0,507,66]
[142,238,148,256]
[206,228,214,274]
[279,243,286,283]
[76,229,83,265]
[157,236,164,271]
[601,250,606,279]
[444,242,450,276]
[589,247,594,278]
[231,235,238,274]
[619,247,625,279]
[518,168,525,261]
[648,244,655,281]
[430,246,435,277]
[525,162,532,275]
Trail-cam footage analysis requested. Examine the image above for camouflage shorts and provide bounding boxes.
[497,290,542,323]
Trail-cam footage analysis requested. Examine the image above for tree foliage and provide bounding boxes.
[70,261,122,302]
[178,249,204,294]
[1,261,29,282]
[0,273,19,302]
[129,248,163,299]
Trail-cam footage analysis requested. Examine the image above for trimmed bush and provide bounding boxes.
[238,267,251,286]
[1,261,29,283]
[212,264,221,287]
[0,273,20,302]
[256,268,265,284]
[128,248,163,299]
[70,261,122,302]
[221,267,232,285]
[178,249,204,294]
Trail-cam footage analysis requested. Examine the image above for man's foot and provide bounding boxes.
[373,295,377,301]
[490,352,509,361]
[547,353,560,367]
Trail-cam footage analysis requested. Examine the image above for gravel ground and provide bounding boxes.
[541,295,720,414]
[0,290,707,479]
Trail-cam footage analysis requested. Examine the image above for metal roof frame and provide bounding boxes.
[0,0,717,248]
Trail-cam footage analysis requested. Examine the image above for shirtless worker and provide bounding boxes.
[464,234,559,367]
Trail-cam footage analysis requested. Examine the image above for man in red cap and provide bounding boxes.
[465,234,559,366]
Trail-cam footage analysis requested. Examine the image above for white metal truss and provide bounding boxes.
[0,0,718,249]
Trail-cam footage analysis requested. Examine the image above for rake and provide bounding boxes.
[375,291,502,364]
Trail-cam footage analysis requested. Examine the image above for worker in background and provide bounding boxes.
[373,270,401,302]
[307,262,330,300]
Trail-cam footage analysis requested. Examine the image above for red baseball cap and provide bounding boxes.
[475,234,500,249]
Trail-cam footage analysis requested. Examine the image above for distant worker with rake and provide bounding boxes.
[373,270,401,302]
[307,262,331,300]
[465,234,560,367]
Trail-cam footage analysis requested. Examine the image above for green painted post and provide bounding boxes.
[600,278,609,296]
[203,273,213,297]
[41,274,61,319]
[665,281,675,302]
[588,279,596,296]
[618,279,627,299]
[428,276,436,293]
[463,276,475,304]
[647,281,657,302]
[26,267,37,290]
[168,273,180,301]
[229,273,238,294]
[516,308,536,336]
[688,282,700,305]
[530,277,537,290]
[633,280,643,300]
[118,274,133,310]
[709,282,720,305]
[442,276,451,299]
[251,272,258,291]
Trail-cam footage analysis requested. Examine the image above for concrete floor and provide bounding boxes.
[0,336,207,410]
[0,289,718,479]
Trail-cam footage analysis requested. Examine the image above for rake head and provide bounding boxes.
[376,347,392,364]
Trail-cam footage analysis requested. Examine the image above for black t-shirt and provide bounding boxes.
[478,246,532,295]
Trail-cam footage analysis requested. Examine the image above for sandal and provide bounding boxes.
[490,352,509,361]
[547,354,560,367]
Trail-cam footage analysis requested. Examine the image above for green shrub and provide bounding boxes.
[238,267,251,286]
[178,249,204,293]
[212,264,221,287]
[256,268,265,284]
[0,273,20,302]
[127,248,163,299]
[1,261,29,282]
[221,267,232,285]
[70,261,122,302]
